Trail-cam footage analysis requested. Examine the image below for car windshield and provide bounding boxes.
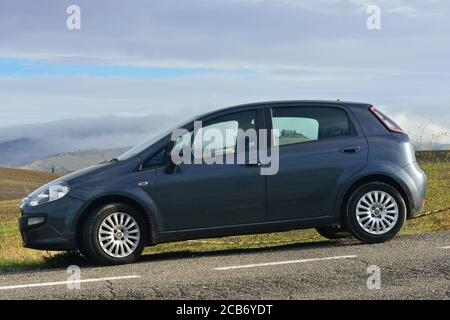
[117,116,196,161]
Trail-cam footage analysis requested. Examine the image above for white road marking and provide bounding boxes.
[0,275,140,291]
[438,246,450,249]
[214,255,357,270]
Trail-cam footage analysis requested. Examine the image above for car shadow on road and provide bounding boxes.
[137,238,364,264]
[1,238,365,275]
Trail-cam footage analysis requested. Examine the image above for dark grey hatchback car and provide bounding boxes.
[19,101,427,265]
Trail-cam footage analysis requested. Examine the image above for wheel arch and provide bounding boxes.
[337,174,413,223]
[74,194,157,252]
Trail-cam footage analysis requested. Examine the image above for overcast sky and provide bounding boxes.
[0,0,449,143]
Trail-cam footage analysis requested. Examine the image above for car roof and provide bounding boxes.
[198,100,371,119]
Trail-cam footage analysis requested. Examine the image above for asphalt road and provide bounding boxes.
[0,232,449,300]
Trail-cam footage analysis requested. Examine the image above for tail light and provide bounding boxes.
[369,105,404,133]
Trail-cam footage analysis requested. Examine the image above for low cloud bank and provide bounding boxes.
[0,114,183,166]
[0,109,448,167]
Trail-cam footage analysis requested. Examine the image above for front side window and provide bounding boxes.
[193,120,239,158]
[272,107,352,146]
[171,110,257,161]
[193,110,257,159]
[142,148,167,169]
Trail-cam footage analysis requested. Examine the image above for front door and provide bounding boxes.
[155,108,266,231]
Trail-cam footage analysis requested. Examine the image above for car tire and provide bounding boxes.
[345,182,406,244]
[82,203,147,265]
[315,226,352,239]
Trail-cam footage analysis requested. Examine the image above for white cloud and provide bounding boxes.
[388,112,450,145]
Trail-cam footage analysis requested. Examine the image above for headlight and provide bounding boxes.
[29,182,70,207]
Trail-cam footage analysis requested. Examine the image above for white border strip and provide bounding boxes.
[0,275,140,291]
[214,255,357,270]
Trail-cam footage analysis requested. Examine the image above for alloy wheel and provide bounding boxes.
[355,190,399,235]
[97,212,141,258]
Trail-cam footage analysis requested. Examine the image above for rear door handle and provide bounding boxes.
[341,146,361,153]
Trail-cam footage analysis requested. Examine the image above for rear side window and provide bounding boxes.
[272,107,352,146]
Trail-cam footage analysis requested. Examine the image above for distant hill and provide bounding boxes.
[0,114,179,166]
[22,147,129,173]
[0,137,47,167]
[0,167,59,201]
[279,131,311,145]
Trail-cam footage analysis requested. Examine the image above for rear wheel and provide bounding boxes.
[345,182,406,243]
[82,203,147,265]
[315,226,352,240]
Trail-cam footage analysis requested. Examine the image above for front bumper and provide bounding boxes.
[19,195,84,251]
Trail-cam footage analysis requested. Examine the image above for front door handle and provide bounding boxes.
[341,146,361,153]
[244,161,261,167]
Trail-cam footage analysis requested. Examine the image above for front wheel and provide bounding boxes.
[345,182,406,244]
[82,203,147,265]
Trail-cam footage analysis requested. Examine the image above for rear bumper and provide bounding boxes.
[400,162,427,218]
[19,195,84,251]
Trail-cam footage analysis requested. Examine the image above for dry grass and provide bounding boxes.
[401,162,450,234]
[0,160,448,272]
[0,167,60,201]
[0,168,60,270]
[0,200,56,270]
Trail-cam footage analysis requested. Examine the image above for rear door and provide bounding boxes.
[266,103,368,221]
